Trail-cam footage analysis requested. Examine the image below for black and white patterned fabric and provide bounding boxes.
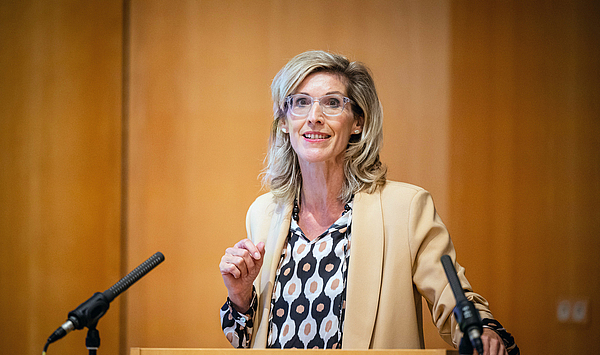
[220,290,257,348]
[220,202,352,349]
[267,203,352,348]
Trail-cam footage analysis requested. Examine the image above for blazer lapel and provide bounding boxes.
[343,189,384,349]
[253,201,292,348]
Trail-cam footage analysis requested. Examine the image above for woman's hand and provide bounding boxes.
[478,327,508,355]
[219,239,266,312]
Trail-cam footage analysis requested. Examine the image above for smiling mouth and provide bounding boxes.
[303,133,331,139]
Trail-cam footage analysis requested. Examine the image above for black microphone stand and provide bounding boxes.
[441,255,484,355]
[86,322,100,355]
[43,252,164,355]
[66,291,111,355]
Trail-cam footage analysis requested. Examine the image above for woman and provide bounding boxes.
[219,51,518,355]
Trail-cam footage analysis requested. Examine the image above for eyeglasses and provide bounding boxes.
[285,93,352,117]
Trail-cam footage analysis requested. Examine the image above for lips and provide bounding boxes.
[303,132,331,139]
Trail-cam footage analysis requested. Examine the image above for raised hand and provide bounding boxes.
[219,239,266,312]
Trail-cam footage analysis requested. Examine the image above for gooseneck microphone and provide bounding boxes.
[441,255,484,355]
[45,252,165,348]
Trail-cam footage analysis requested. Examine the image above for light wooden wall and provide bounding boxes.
[3,1,599,355]
[447,1,600,354]
[0,1,123,355]
[125,0,451,350]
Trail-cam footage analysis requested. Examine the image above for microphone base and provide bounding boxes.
[85,323,101,355]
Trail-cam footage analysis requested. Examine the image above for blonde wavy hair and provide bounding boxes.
[262,50,386,204]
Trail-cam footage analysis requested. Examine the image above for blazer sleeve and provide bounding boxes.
[408,189,494,347]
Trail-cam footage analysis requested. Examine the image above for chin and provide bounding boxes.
[297,152,344,166]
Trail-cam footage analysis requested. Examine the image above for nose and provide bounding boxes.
[307,99,325,124]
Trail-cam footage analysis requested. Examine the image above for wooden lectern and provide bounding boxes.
[131,349,459,355]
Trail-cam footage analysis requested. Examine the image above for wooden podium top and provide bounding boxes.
[131,349,459,355]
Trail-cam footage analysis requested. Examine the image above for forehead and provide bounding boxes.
[294,71,348,95]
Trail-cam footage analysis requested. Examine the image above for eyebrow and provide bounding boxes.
[296,91,346,96]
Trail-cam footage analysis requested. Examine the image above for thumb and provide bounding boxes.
[256,241,266,256]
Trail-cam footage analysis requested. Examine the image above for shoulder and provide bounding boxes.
[357,180,430,203]
[380,180,426,194]
[368,181,437,218]
[378,180,430,201]
[249,191,276,209]
[356,180,429,209]
[247,192,276,216]
[246,192,289,220]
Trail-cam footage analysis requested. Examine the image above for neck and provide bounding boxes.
[298,160,345,226]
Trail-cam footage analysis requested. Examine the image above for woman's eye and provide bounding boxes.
[301,99,313,107]
[326,98,341,107]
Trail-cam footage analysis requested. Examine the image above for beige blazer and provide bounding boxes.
[246,181,493,349]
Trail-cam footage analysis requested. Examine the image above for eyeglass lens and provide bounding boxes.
[288,94,348,117]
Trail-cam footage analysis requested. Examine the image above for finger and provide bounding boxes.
[225,247,256,272]
[225,254,251,278]
[491,338,505,355]
[256,241,266,257]
[483,336,489,355]
[480,329,505,355]
[219,259,241,278]
[251,242,266,269]
[235,239,262,259]
[485,340,502,355]
[222,252,252,277]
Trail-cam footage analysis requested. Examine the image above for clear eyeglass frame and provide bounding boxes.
[285,93,352,118]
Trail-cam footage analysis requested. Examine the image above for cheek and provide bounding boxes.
[288,122,304,148]
[291,121,303,133]
[331,126,354,151]
[339,119,358,139]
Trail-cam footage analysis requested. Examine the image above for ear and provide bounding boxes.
[352,115,364,133]
[280,118,289,133]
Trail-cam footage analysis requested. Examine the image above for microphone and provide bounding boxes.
[46,252,165,345]
[440,255,484,355]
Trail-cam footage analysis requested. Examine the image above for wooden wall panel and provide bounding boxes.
[449,1,600,354]
[126,0,451,350]
[0,1,123,355]
[6,1,597,354]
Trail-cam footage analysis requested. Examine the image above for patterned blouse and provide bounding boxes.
[220,202,353,348]
[219,201,519,354]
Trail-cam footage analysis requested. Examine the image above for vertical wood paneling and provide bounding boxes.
[449,1,600,354]
[0,1,123,354]
[126,0,451,350]
[8,1,597,354]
